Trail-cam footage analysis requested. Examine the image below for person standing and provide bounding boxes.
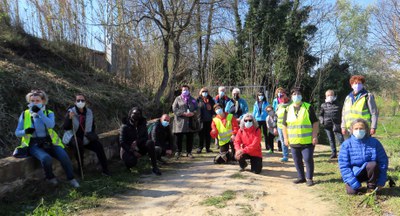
[319,90,344,159]
[275,88,291,162]
[338,118,388,195]
[14,90,79,187]
[196,87,215,154]
[225,88,248,122]
[341,75,378,136]
[172,85,199,159]
[265,105,278,152]
[234,114,263,174]
[252,91,270,152]
[63,93,111,176]
[214,86,231,110]
[282,88,319,186]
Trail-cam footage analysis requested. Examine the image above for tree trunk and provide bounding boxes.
[154,38,170,103]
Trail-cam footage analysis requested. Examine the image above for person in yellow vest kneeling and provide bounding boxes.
[14,90,79,188]
[282,88,319,186]
[341,75,378,136]
[210,103,239,163]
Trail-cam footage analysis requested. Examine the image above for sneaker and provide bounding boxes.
[47,178,58,186]
[102,170,112,177]
[330,154,337,159]
[280,157,288,162]
[69,179,80,188]
[196,148,202,154]
[187,153,195,159]
[175,152,181,160]
[152,167,162,176]
[267,149,273,154]
[206,149,213,153]
[306,179,314,186]
[293,178,306,184]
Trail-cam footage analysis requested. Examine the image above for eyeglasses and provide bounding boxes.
[76,99,85,102]
[244,119,252,122]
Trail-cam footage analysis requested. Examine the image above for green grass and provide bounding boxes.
[230,172,247,179]
[314,115,400,216]
[0,158,154,216]
[201,190,236,208]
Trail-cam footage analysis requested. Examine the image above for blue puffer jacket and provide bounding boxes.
[338,135,388,190]
[225,98,249,120]
[252,101,269,121]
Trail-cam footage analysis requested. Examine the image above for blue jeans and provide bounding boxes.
[29,144,75,180]
[278,128,289,159]
[324,128,344,156]
[291,145,314,180]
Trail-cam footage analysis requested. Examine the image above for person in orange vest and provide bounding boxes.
[210,103,239,163]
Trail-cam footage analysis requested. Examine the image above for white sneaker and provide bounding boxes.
[47,178,58,186]
[69,179,80,188]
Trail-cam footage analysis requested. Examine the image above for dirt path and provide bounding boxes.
[84,145,335,216]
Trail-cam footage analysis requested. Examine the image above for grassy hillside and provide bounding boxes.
[0,22,159,157]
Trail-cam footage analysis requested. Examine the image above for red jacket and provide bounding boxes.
[234,126,262,158]
[210,112,239,139]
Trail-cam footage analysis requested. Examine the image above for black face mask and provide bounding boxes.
[233,95,239,100]
[130,110,141,121]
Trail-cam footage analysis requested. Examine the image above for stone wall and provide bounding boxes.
[0,129,120,198]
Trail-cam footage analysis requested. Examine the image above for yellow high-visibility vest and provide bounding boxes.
[20,109,64,148]
[286,102,313,145]
[276,103,289,128]
[343,96,371,129]
[213,114,233,146]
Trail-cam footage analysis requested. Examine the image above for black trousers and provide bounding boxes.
[220,141,235,159]
[71,139,109,172]
[266,132,275,151]
[198,121,212,151]
[239,154,262,174]
[175,132,194,154]
[257,121,268,149]
[122,140,158,169]
[346,161,379,194]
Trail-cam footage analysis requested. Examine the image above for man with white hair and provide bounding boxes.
[225,88,249,122]
[214,86,231,110]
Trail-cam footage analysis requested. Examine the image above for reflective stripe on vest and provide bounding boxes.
[276,103,289,128]
[286,103,312,145]
[20,110,64,148]
[213,114,233,146]
[343,96,371,129]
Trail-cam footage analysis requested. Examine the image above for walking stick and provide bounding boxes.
[72,123,84,180]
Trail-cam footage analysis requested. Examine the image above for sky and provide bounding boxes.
[9,0,378,52]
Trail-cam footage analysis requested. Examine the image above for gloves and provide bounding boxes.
[25,128,35,134]
[31,105,41,113]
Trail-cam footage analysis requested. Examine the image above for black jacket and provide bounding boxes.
[319,101,342,129]
[197,95,215,122]
[150,120,172,150]
[119,117,148,152]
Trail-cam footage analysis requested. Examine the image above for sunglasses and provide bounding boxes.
[202,91,208,93]
[244,119,252,122]
[76,99,85,102]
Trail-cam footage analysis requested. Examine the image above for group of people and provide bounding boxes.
[13,75,389,195]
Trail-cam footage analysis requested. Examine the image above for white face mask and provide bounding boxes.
[325,96,335,103]
[245,121,253,128]
[258,96,264,101]
[76,102,86,109]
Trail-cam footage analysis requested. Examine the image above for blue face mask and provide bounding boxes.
[292,95,302,104]
[216,108,223,115]
[353,129,366,139]
[35,103,43,109]
[202,92,208,97]
[219,91,225,97]
[245,121,253,128]
[161,120,169,127]
[258,96,264,101]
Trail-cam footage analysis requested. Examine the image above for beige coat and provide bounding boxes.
[172,95,199,133]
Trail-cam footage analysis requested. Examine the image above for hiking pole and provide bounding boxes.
[72,123,84,180]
